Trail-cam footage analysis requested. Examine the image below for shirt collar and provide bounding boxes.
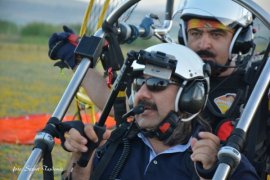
[138,132,191,162]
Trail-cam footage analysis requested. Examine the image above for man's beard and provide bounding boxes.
[196,50,229,77]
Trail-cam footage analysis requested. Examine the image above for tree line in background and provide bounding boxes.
[0,20,81,37]
[0,19,81,45]
[0,19,160,48]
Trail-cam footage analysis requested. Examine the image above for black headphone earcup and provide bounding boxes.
[178,81,206,114]
[232,25,254,54]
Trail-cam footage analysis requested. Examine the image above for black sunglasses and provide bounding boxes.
[133,77,180,92]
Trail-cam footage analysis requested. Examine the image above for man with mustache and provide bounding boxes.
[61,43,259,179]
[176,1,269,178]
[48,0,269,178]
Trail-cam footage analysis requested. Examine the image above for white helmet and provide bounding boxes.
[176,0,254,58]
[132,43,210,121]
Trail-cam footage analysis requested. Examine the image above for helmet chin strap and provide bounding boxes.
[139,111,180,141]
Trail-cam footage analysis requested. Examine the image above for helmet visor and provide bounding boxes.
[175,0,253,29]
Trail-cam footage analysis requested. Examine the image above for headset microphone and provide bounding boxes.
[122,104,145,120]
[204,60,237,69]
[204,60,238,76]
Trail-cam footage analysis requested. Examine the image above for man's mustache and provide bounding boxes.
[138,100,158,111]
[196,50,216,58]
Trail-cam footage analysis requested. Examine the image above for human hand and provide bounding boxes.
[190,132,220,170]
[48,25,80,69]
[64,124,111,153]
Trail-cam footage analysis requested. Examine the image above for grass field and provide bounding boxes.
[0,34,75,179]
[0,26,157,179]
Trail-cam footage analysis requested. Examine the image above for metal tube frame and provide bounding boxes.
[213,0,270,179]
[18,0,140,179]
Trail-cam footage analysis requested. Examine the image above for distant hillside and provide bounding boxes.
[1,0,269,46]
[0,0,87,25]
[0,0,158,26]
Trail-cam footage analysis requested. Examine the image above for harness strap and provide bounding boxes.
[41,143,54,180]
[91,122,134,180]
[91,138,122,180]
[109,138,130,179]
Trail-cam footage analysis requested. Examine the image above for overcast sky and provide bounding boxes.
[0,0,269,26]
[77,0,270,13]
[142,0,270,13]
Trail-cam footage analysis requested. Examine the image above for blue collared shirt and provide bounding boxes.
[138,133,191,174]
[93,133,259,180]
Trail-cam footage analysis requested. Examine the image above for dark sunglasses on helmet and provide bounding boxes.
[133,77,180,92]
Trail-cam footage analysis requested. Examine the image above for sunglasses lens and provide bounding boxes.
[147,78,168,91]
[133,78,145,92]
[133,77,169,92]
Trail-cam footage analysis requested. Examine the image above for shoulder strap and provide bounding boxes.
[91,122,135,180]
[91,137,122,180]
